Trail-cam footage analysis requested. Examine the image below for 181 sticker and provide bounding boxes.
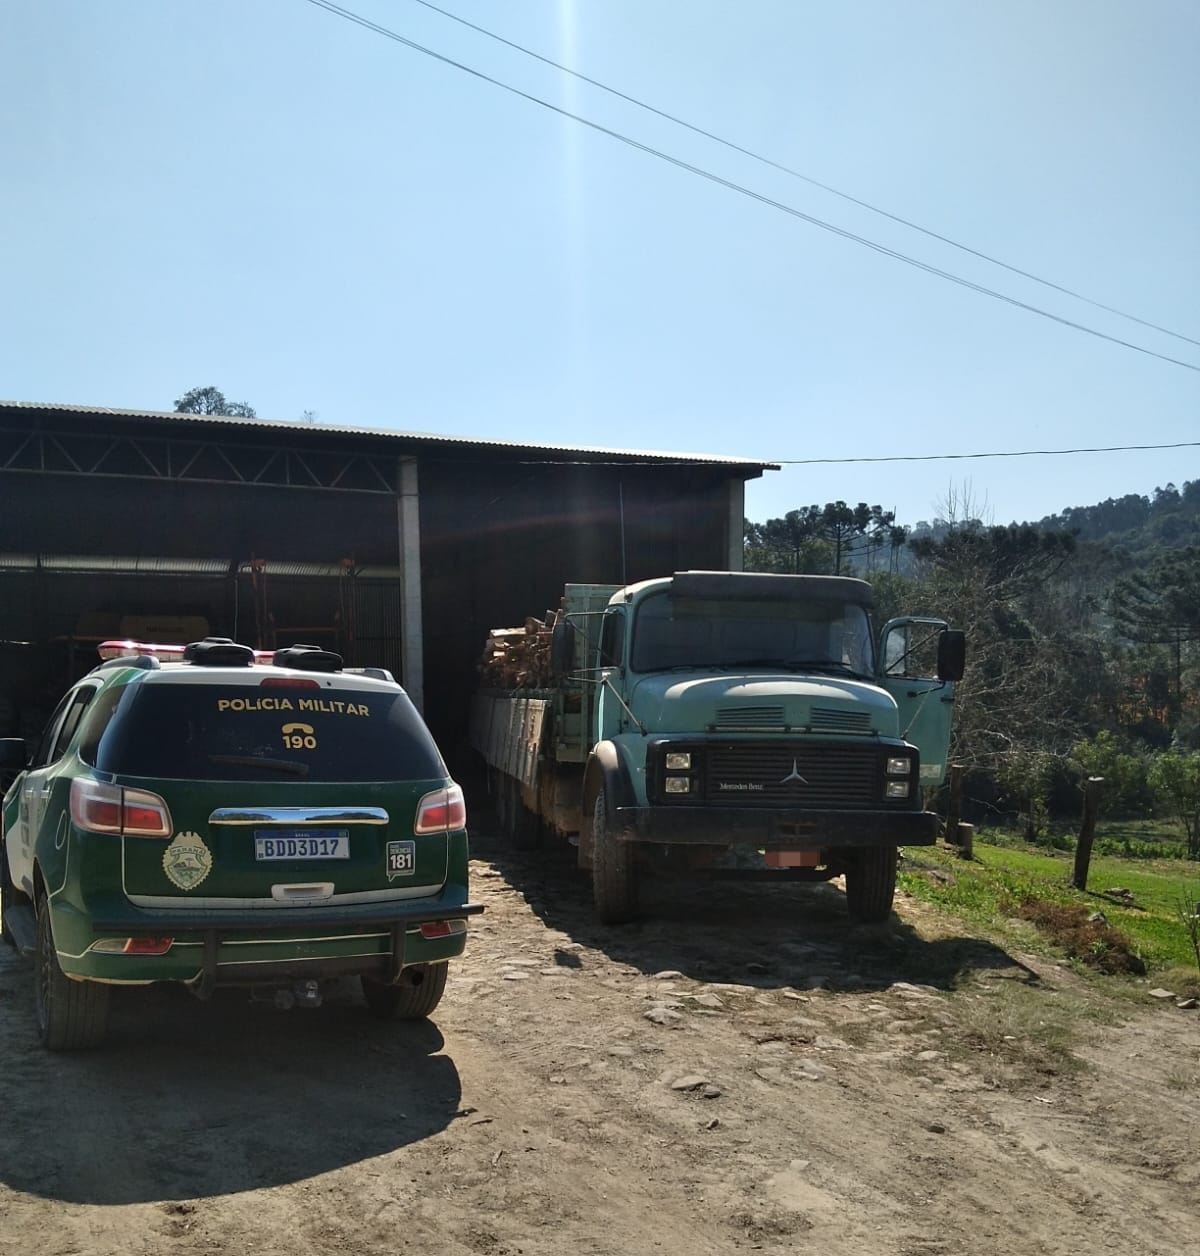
[386,840,416,877]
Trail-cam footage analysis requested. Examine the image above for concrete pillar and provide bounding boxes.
[727,478,745,571]
[397,457,424,712]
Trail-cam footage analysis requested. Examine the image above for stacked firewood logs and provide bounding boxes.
[478,610,561,689]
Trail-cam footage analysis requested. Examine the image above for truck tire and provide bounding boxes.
[361,962,448,1020]
[591,791,638,925]
[844,845,897,923]
[34,895,110,1050]
[508,778,541,852]
[490,768,510,833]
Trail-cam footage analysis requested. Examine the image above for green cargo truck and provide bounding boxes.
[470,571,964,924]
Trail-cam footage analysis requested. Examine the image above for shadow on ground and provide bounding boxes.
[0,964,461,1205]
[467,795,1037,998]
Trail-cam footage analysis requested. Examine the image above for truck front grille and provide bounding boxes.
[705,744,884,807]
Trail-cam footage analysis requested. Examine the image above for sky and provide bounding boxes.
[1,0,1196,530]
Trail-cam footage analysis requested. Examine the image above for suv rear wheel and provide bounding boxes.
[361,962,449,1020]
[1,842,20,947]
[35,895,110,1050]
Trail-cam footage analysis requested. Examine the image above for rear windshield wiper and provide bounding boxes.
[207,754,310,777]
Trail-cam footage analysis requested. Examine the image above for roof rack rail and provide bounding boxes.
[343,666,396,683]
[94,653,161,672]
[273,644,343,673]
[183,637,256,667]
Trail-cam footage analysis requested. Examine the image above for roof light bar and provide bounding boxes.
[98,639,276,664]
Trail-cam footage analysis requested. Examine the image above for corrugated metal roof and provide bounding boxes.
[0,554,406,578]
[0,400,778,470]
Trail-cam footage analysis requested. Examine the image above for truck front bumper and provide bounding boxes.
[612,806,939,848]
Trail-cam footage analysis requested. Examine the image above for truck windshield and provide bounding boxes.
[629,592,875,677]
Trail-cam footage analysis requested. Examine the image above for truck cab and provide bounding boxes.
[574,571,964,923]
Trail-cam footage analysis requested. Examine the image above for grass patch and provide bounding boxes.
[899,836,1200,972]
[984,818,1191,861]
[952,987,1087,1083]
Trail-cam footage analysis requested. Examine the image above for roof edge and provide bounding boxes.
[0,400,779,471]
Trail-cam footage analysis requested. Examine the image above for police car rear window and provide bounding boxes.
[92,684,447,782]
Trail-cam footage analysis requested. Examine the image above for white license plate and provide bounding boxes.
[254,830,350,861]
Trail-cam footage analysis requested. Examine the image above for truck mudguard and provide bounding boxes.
[582,740,637,819]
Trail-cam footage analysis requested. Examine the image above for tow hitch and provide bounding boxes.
[250,980,324,1010]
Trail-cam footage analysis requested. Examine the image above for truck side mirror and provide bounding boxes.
[550,620,576,677]
[937,630,966,682]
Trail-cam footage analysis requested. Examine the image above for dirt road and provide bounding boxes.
[1,825,1197,1255]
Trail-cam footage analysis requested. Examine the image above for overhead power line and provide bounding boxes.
[303,0,1200,375]
[405,0,1200,351]
[770,439,1200,465]
[428,439,1200,469]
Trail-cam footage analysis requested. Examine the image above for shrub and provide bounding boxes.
[1148,750,1200,859]
[1007,896,1146,974]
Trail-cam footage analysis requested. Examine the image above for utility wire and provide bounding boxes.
[422,439,1200,468]
[303,0,1200,375]
[405,0,1200,351]
[769,439,1200,465]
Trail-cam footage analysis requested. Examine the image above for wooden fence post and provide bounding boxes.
[944,764,964,846]
[1071,776,1104,891]
[956,822,974,860]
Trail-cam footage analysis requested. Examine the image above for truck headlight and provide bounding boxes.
[886,757,912,776]
[665,777,691,794]
[885,781,910,799]
[665,752,691,771]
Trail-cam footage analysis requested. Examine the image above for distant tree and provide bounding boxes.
[1069,730,1152,816]
[744,512,831,574]
[745,502,899,576]
[1110,547,1200,719]
[174,386,257,418]
[906,523,1080,770]
[815,502,899,575]
[1148,750,1200,859]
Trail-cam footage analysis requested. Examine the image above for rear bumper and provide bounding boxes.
[90,898,484,934]
[57,896,483,987]
[613,805,939,848]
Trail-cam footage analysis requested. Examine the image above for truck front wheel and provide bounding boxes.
[844,845,897,923]
[591,792,638,924]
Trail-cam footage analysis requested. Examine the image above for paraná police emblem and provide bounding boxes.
[163,831,213,891]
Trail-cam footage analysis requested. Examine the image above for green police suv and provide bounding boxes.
[0,637,480,1050]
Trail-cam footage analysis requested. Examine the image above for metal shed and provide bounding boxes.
[0,401,774,756]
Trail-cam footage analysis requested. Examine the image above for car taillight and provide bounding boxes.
[413,783,467,834]
[70,779,173,837]
[259,677,320,689]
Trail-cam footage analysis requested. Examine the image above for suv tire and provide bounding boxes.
[35,896,110,1050]
[1,841,20,947]
[362,962,448,1020]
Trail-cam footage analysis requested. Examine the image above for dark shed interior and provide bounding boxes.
[0,402,770,758]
